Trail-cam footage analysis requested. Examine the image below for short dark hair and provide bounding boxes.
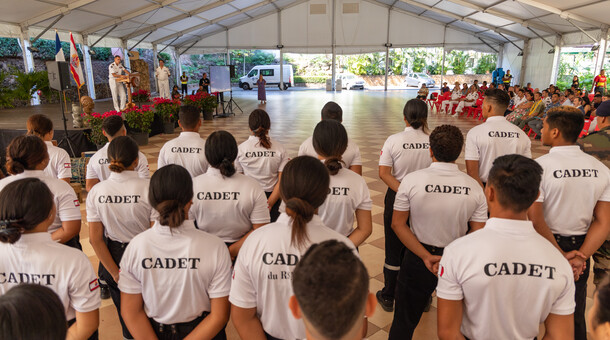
[321,101,343,121]
[149,164,193,229]
[483,89,510,109]
[429,125,464,162]
[312,120,348,175]
[0,284,67,340]
[102,115,125,137]
[488,155,542,212]
[592,277,610,329]
[594,93,603,98]
[6,135,48,175]
[205,130,237,177]
[551,93,560,99]
[545,107,584,143]
[108,136,139,173]
[293,240,368,339]
[403,99,429,132]
[0,178,54,244]
[26,114,53,138]
[179,105,201,130]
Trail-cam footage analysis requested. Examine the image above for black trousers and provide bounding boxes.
[181,84,188,95]
[64,234,82,250]
[389,244,444,340]
[265,191,281,222]
[265,332,282,340]
[67,318,98,340]
[555,234,589,340]
[149,313,227,340]
[99,239,132,339]
[380,188,406,301]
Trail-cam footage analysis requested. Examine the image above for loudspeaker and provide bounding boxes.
[229,65,236,78]
[46,61,70,91]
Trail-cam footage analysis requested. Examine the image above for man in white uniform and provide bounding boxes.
[454,86,479,115]
[388,125,488,340]
[108,55,129,112]
[155,59,171,99]
[158,105,208,176]
[437,154,575,340]
[465,89,531,188]
[298,102,362,175]
[527,107,610,340]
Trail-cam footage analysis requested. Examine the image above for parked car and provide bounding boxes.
[239,65,294,90]
[404,73,435,87]
[338,73,365,90]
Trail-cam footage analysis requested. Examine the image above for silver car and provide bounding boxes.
[404,73,435,88]
[338,73,366,90]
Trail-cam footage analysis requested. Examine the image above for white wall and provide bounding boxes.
[523,36,557,89]
[500,41,523,85]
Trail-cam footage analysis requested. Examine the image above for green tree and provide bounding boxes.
[447,50,468,74]
[474,54,497,74]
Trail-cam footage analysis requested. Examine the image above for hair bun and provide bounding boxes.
[219,158,236,177]
[324,157,343,176]
[0,220,24,244]
[285,197,315,222]
[108,160,126,173]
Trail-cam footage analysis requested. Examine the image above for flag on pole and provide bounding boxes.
[69,32,85,88]
[54,31,65,62]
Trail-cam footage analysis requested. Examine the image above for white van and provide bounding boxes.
[239,65,294,90]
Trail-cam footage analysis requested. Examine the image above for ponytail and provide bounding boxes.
[156,200,186,229]
[312,120,348,176]
[205,131,238,178]
[108,161,126,173]
[324,157,343,176]
[6,135,48,175]
[285,197,315,249]
[253,127,271,149]
[149,165,193,229]
[249,109,272,149]
[0,219,25,244]
[403,99,429,134]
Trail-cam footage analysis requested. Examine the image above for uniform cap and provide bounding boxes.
[597,100,610,117]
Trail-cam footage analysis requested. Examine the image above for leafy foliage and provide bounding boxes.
[447,50,468,75]
[294,76,326,83]
[152,97,181,123]
[11,68,53,103]
[81,111,122,146]
[474,54,497,74]
[557,52,595,91]
[0,38,22,58]
[124,105,155,133]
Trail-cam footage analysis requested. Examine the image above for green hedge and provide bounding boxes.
[294,76,327,84]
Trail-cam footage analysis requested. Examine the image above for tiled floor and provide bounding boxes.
[68,88,595,339]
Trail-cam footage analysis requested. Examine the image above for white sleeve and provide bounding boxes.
[393,181,411,212]
[57,149,72,179]
[469,187,489,223]
[229,243,257,308]
[278,145,289,172]
[234,150,244,173]
[599,171,610,202]
[69,253,102,313]
[118,245,143,294]
[57,183,82,221]
[464,131,480,161]
[250,186,271,224]
[86,158,99,180]
[379,138,394,167]
[297,140,308,157]
[207,243,232,299]
[356,178,372,211]
[550,262,576,315]
[535,160,546,203]
[351,143,362,166]
[136,153,150,178]
[435,246,464,301]
[157,145,168,170]
[85,188,101,222]
[522,137,532,158]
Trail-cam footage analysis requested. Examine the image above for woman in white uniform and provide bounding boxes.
[119,165,231,340]
[230,156,356,340]
[190,130,270,259]
[313,120,372,247]
[87,136,154,340]
[0,178,100,340]
[0,135,82,249]
[26,114,72,183]
[236,109,289,222]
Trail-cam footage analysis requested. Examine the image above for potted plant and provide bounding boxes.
[131,89,151,103]
[81,111,122,148]
[123,105,154,146]
[153,97,180,134]
[183,92,217,120]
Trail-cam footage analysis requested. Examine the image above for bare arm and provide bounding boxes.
[185,297,230,340]
[465,160,484,189]
[392,210,440,273]
[60,177,71,184]
[349,164,363,176]
[228,223,266,260]
[437,298,466,340]
[231,306,267,340]
[121,292,158,340]
[86,178,99,192]
[468,221,485,233]
[579,201,610,259]
[66,309,99,340]
[542,313,574,340]
[267,173,282,208]
[88,221,119,282]
[379,165,400,192]
[349,209,372,247]
[527,203,563,253]
[51,220,81,244]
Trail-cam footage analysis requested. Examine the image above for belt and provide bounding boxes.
[150,312,208,335]
[554,234,586,244]
[421,243,444,254]
[107,238,129,250]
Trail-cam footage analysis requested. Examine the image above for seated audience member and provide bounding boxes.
[441,83,462,114]
[581,96,593,118]
[290,240,375,340]
[417,84,429,100]
[542,89,551,105]
[437,154,575,340]
[460,83,469,96]
[488,83,496,90]
[593,93,604,111]
[497,83,505,91]
[588,278,610,340]
[454,85,479,116]
[526,82,533,91]
[230,156,356,340]
[441,82,450,93]
[465,89,531,188]
[511,89,526,108]
[473,80,479,90]
[0,284,67,340]
[26,114,71,183]
[299,102,362,175]
[564,90,575,106]
[480,81,488,91]
[506,90,533,123]
[171,85,181,100]
[528,92,561,136]
[119,165,231,340]
[513,91,546,129]
[157,105,209,177]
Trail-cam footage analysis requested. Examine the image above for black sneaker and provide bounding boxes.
[376,290,394,312]
[100,286,111,300]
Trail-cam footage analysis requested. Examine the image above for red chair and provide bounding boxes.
[588,93,595,102]
[427,92,439,109]
[435,93,451,112]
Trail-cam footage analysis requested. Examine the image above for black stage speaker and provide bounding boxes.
[229,65,236,78]
[46,61,70,91]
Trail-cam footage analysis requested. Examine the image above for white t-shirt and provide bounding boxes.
[229,213,356,340]
[155,66,170,81]
[108,62,126,80]
[298,136,362,168]
[44,141,72,180]
[513,95,526,107]
[465,116,532,183]
[86,143,150,181]
[0,233,100,320]
[235,136,289,192]
[379,127,432,182]
[394,163,488,247]
[317,168,372,237]
[157,132,209,177]
[535,145,610,236]
[86,171,154,243]
[119,220,232,324]
[437,218,575,340]
[190,168,270,243]
[0,170,81,234]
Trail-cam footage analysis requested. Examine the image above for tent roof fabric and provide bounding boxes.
[0,0,606,53]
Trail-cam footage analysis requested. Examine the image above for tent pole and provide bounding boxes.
[384,7,391,92]
[519,39,529,86]
[331,0,336,91]
[20,28,39,105]
[122,40,131,70]
[440,26,446,89]
[550,35,562,86]
[82,38,97,100]
[593,26,609,84]
[152,43,158,94]
[278,11,284,90]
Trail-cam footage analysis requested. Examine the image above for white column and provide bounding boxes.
[172,47,181,86]
[278,11,284,90]
[122,41,131,70]
[496,44,504,69]
[384,46,389,91]
[519,39,529,86]
[440,47,446,87]
[279,49,284,90]
[152,43,158,94]
[82,40,97,100]
[593,27,609,78]
[20,29,40,105]
[330,0,336,91]
[549,35,563,86]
